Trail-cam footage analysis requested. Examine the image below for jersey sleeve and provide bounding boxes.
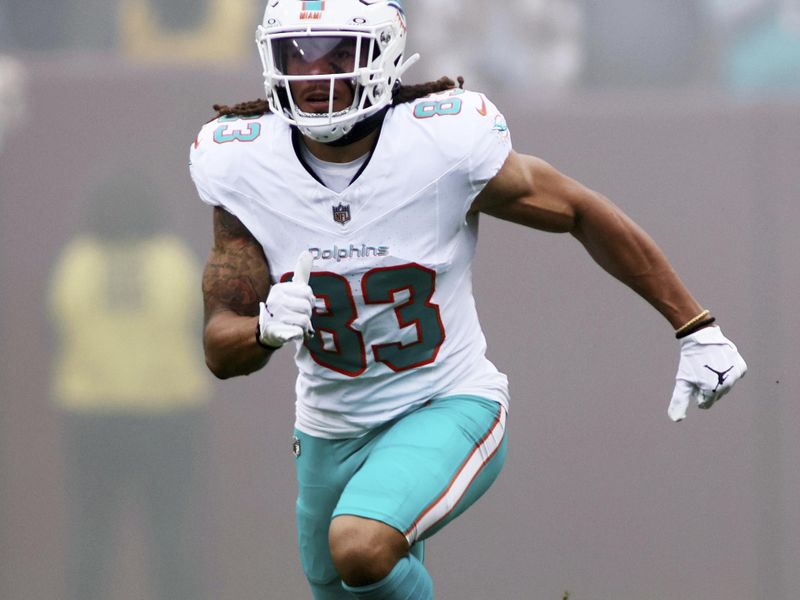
[398,90,513,217]
[188,120,226,208]
[189,116,266,210]
[465,92,512,195]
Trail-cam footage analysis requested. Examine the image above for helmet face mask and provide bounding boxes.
[256,0,416,143]
[268,33,378,126]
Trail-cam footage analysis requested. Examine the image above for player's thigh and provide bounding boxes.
[294,428,427,598]
[294,430,372,592]
[333,395,508,545]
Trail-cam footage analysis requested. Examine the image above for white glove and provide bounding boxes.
[257,251,315,348]
[668,325,747,422]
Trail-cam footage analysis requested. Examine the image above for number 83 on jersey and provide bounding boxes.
[284,263,445,377]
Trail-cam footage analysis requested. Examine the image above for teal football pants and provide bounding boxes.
[293,395,508,599]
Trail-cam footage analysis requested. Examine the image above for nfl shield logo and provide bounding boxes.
[332,203,351,225]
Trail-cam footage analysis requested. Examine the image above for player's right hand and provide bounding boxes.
[257,251,315,348]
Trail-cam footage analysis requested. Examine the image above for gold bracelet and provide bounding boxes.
[674,309,711,335]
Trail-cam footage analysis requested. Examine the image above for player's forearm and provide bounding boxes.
[571,194,704,329]
[203,311,274,379]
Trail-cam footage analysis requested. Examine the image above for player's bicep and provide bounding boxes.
[202,207,269,322]
[471,151,582,233]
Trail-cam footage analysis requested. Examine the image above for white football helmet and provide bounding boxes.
[256,0,419,143]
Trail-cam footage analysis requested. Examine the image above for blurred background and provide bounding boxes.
[1,1,798,599]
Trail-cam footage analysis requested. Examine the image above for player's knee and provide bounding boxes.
[328,515,408,586]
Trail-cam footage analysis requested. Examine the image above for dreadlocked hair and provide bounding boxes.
[212,98,269,119]
[211,76,465,119]
[391,76,463,105]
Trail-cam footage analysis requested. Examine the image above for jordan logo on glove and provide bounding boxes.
[704,365,734,391]
[668,325,747,422]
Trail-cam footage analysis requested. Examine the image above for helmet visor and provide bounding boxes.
[271,35,374,77]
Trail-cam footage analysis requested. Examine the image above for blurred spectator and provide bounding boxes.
[48,168,211,600]
[580,0,707,89]
[407,0,584,96]
[708,0,800,96]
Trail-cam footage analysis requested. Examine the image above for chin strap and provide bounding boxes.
[324,106,389,147]
[320,53,419,148]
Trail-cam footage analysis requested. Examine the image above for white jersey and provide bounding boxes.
[190,89,513,438]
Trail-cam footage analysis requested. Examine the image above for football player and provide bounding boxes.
[190,2,747,599]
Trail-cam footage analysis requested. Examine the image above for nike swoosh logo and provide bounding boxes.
[476,96,488,116]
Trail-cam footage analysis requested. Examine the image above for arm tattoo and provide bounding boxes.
[203,207,270,321]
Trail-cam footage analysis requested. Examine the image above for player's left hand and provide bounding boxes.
[668,326,747,422]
